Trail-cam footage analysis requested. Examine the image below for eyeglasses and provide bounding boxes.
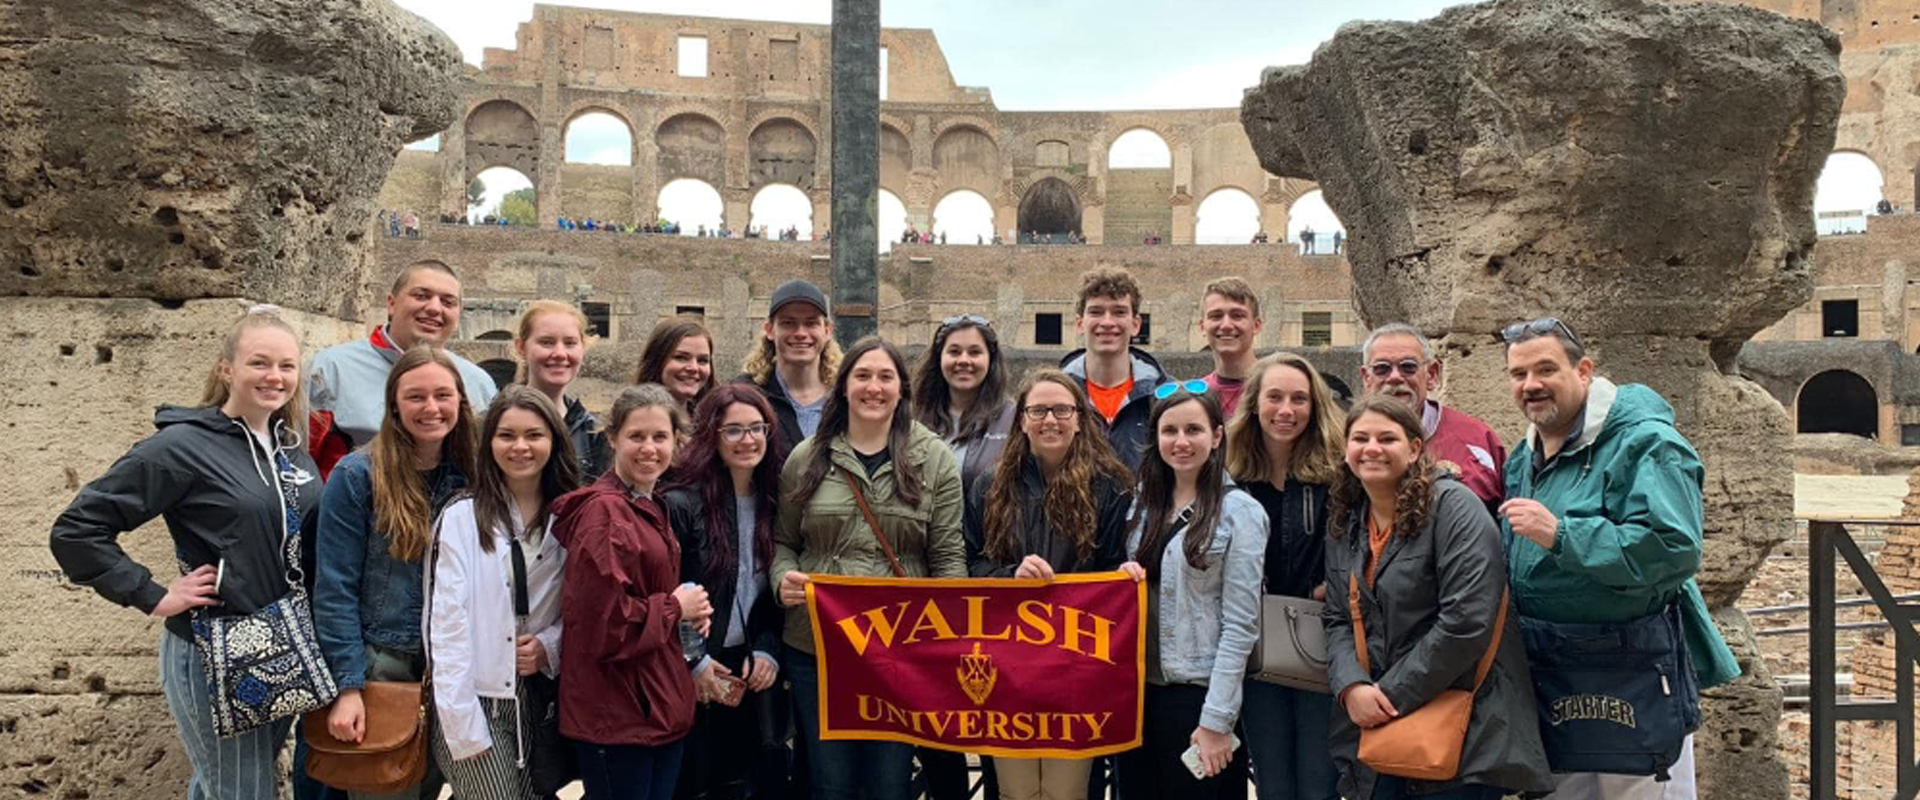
[1021,404,1079,421]
[1153,379,1212,401]
[1500,317,1584,351]
[719,423,770,443]
[940,314,991,331]
[1366,358,1424,378]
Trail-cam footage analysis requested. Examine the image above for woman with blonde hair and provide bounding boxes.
[51,306,327,799]
[1223,352,1345,800]
[315,345,480,800]
[514,300,607,479]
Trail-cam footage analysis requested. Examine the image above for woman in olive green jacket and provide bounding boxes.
[772,336,968,800]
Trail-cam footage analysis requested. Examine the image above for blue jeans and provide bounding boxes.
[1242,681,1339,800]
[573,737,685,800]
[786,646,913,800]
[159,630,293,800]
[1371,775,1505,800]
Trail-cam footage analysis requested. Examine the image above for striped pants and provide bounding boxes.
[431,687,537,800]
[159,629,293,800]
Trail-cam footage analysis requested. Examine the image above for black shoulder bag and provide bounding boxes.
[511,536,577,796]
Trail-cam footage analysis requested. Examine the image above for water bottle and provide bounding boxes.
[678,582,707,665]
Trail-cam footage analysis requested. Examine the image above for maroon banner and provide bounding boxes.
[805,573,1144,757]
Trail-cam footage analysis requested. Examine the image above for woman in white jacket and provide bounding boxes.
[426,385,582,798]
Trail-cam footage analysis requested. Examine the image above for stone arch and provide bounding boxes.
[932,189,995,244]
[1795,369,1879,437]
[1815,150,1887,234]
[880,123,913,194]
[932,124,1001,198]
[1288,189,1346,254]
[1018,177,1081,238]
[749,183,813,237]
[1191,122,1266,202]
[562,106,636,165]
[1106,126,1174,169]
[748,118,819,190]
[463,99,540,183]
[655,112,727,186]
[1195,186,1262,244]
[476,329,514,342]
[657,178,724,233]
[932,115,1000,144]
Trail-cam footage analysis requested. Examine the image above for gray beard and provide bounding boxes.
[1524,400,1561,430]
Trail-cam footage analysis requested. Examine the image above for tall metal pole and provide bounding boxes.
[829,0,880,347]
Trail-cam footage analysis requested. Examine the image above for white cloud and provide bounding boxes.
[1095,45,1319,110]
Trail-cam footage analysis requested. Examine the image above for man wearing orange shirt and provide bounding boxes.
[1060,266,1172,470]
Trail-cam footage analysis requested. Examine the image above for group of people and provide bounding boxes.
[379,209,421,238]
[50,259,1736,800]
[1295,228,1343,255]
[556,217,685,235]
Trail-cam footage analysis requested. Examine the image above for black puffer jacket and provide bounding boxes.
[962,456,1132,577]
[1323,476,1552,798]
[50,406,323,641]
[564,395,610,480]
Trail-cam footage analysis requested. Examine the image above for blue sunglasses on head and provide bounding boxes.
[1153,379,1212,401]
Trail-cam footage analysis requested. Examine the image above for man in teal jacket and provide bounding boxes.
[1497,318,1739,800]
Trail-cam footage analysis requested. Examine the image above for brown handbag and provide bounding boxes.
[842,466,908,578]
[1347,572,1509,782]
[301,680,429,794]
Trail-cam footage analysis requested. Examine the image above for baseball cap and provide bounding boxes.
[769,279,829,317]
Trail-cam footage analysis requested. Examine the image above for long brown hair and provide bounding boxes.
[983,370,1133,565]
[787,337,923,508]
[1328,395,1435,541]
[636,316,718,402]
[1130,389,1229,576]
[911,317,1010,443]
[371,346,479,562]
[663,385,785,585]
[1225,352,1344,486]
[201,305,306,447]
[468,385,581,553]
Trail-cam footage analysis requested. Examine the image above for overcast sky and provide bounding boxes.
[390,0,1467,111]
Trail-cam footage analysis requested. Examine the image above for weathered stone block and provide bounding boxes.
[0,694,192,798]
[0,0,463,317]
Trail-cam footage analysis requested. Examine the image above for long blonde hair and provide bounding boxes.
[201,305,306,446]
[1225,352,1345,486]
[371,346,479,562]
[741,326,842,385]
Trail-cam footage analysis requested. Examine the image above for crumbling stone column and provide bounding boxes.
[1241,1,1845,798]
[0,0,461,795]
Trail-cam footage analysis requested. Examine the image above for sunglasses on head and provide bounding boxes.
[1500,317,1584,351]
[940,314,991,331]
[1366,358,1424,378]
[1153,379,1213,401]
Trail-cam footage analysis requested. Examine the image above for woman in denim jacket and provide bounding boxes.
[314,345,479,800]
[1117,385,1268,799]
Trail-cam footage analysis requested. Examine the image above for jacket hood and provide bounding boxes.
[1059,347,1168,394]
[155,404,250,435]
[551,470,634,547]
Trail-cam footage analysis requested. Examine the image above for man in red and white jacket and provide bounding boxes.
[1360,323,1507,508]
[306,261,498,477]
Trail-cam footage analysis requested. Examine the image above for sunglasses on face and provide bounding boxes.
[1153,379,1213,401]
[719,423,770,443]
[1366,359,1424,378]
[1500,317,1585,351]
[1021,404,1079,421]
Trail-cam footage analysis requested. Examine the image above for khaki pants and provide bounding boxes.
[995,757,1091,800]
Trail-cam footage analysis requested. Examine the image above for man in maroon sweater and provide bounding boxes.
[1360,323,1507,507]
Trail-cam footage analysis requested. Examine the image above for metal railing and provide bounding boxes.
[1809,519,1920,800]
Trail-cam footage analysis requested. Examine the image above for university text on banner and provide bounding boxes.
[805,572,1145,758]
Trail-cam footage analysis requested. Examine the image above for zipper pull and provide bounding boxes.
[1661,673,1671,696]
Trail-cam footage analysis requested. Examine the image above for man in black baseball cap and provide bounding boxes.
[737,279,840,449]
